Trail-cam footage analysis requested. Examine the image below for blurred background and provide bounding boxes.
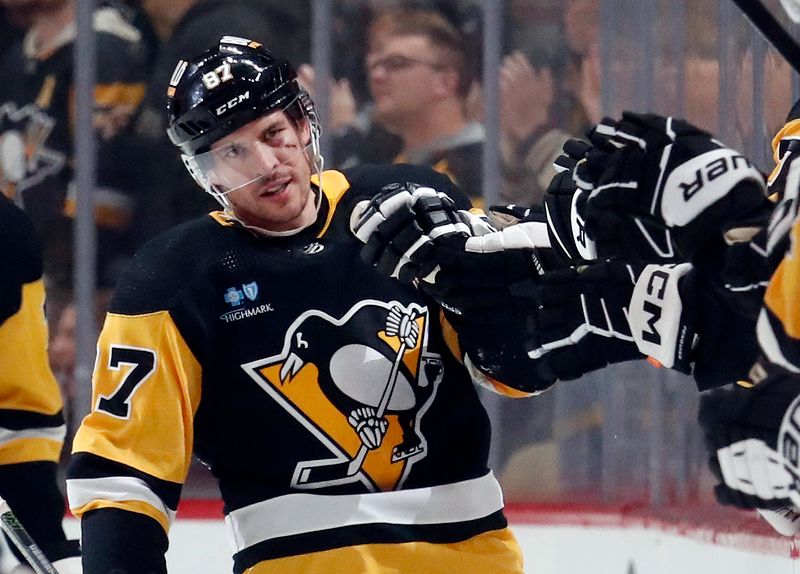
[3,0,797,513]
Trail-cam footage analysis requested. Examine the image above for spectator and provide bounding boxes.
[298,5,404,170]
[366,8,485,203]
[560,0,602,135]
[498,50,571,206]
[48,292,111,439]
[0,0,148,296]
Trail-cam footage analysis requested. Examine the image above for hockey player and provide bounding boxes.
[66,37,529,574]
[0,194,80,572]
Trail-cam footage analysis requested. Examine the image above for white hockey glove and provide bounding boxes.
[52,556,82,574]
[698,375,800,513]
[352,182,484,283]
[575,112,769,261]
[758,506,800,537]
[351,183,558,324]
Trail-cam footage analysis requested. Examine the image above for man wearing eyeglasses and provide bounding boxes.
[366,9,485,206]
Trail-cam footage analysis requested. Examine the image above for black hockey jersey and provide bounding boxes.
[0,5,147,286]
[67,165,524,574]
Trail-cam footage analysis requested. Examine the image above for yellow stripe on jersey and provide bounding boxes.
[71,311,202,484]
[764,221,800,343]
[244,527,524,574]
[313,170,351,236]
[480,376,535,398]
[438,309,463,362]
[769,118,800,184]
[0,279,62,415]
[71,499,171,534]
[0,436,62,465]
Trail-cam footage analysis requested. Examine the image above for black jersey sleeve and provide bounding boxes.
[81,507,168,574]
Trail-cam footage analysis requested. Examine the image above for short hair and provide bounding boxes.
[375,9,472,98]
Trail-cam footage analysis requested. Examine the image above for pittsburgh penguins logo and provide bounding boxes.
[0,103,65,202]
[242,300,443,492]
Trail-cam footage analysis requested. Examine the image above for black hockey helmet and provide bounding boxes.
[166,36,311,156]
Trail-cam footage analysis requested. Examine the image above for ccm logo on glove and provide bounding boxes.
[629,263,694,370]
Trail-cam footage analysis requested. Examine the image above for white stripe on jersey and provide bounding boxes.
[225,471,504,553]
[0,424,65,445]
[67,476,177,524]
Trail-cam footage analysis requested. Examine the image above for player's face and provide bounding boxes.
[208,111,316,232]
[367,34,449,126]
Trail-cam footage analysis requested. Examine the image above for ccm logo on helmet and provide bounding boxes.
[216,91,250,116]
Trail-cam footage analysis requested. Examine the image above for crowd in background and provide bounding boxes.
[0,0,794,506]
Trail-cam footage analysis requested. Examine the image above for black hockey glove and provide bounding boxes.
[626,262,760,389]
[627,263,696,373]
[698,374,800,511]
[520,260,644,381]
[543,137,678,263]
[575,112,769,261]
[352,183,557,324]
[539,138,598,264]
[351,182,472,283]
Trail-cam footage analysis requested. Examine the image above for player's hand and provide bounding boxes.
[351,182,481,283]
[351,183,556,324]
[540,138,598,264]
[543,136,679,263]
[698,375,800,511]
[574,111,768,260]
[521,260,644,381]
[627,263,697,373]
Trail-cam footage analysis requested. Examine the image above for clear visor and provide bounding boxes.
[185,120,311,197]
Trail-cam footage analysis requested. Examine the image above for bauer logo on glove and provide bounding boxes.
[661,147,761,228]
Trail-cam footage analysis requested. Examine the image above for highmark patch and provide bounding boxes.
[220,303,275,323]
